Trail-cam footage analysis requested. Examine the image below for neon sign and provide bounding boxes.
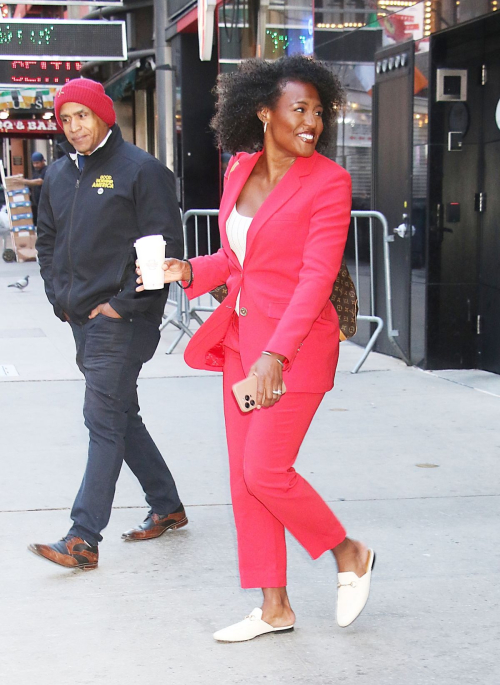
[0,20,127,61]
[0,60,82,86]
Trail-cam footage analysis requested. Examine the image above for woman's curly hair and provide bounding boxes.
[211,55,345,154]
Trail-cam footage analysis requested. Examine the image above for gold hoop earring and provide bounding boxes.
[264,122,268,134]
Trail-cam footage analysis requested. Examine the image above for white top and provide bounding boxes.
[226,204,253,313]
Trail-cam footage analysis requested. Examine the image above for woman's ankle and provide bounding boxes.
[261,604,296,627]
[332,538,368,576]
[261,587,295,626]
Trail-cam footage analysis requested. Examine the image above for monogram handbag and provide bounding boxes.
[331,257,358,341]
[210,256,358,342]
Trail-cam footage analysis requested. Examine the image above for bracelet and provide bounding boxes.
[262,350,284,368]
[178,259,193,289]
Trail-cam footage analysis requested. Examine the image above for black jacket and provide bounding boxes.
[32,164,47,207]
[36,125,184,325]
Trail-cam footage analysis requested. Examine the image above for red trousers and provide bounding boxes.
[222,322,346,589]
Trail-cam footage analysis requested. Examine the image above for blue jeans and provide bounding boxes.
[68,314,181,545]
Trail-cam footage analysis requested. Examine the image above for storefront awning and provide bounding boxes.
[104,60,140,101]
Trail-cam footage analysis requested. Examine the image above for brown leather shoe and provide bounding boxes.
[122,506,188,541]
[28,535,98,570]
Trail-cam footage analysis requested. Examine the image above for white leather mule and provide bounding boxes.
[336,548,376,627]
[213,607,295,643]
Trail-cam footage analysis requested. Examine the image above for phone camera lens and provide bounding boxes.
[244,395,250,401]
[250,400,255,406]
[245,402,250,409]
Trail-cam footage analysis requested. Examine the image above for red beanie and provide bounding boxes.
[54,78,116,129]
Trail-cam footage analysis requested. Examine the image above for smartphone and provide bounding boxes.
[232,376,286,412]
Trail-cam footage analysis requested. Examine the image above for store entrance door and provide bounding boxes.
[477,21,500,373]
[428,12,500,373]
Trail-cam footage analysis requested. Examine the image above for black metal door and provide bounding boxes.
[477,23,500,373]
[428,20,484,370]
[373,41,414,360]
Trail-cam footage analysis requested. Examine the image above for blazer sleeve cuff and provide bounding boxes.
[265,337,299,370]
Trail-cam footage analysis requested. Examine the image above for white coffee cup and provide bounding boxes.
[134,235,166,290]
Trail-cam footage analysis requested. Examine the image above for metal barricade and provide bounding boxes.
[159,281,194,354]
[183,209,220,320]
[161,208,408,372]
[349,211,404,373]
[160,210,218,353]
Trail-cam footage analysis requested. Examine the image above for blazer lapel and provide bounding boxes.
[218,150,319,266]
[219,152,262,269]
[245,152,317,256]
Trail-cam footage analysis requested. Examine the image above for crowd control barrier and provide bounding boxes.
[160,209,408,373]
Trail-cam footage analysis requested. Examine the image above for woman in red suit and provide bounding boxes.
[138,55,375,642]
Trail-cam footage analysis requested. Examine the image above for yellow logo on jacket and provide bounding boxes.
[92,175,114,189]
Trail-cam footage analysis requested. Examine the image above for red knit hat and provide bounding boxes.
[54,78,116,129]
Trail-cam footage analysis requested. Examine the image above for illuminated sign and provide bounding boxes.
[0,60,82,86]
[0,119,62,135]
[0,20,127,61]
[265,28,314,57]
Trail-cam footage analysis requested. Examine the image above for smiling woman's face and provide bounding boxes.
[263,80,324,158]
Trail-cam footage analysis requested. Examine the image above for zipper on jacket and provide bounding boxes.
[66,176,81,314]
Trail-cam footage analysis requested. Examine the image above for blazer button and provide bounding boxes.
[239,307,248,316]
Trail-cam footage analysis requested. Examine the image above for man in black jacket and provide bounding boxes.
[30,78,187,570]
[18,151,47,227]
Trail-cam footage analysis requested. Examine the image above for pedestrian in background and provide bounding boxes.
[19,151,47,227]
[137,55,375,641]
[30,78,187,570]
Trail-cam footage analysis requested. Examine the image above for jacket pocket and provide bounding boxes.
[267,302,289,319]
[99,312,127,323]
[115,251,132,291]
[268,300,337,323]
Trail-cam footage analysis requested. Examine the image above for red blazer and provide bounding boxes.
[183,150,352,393]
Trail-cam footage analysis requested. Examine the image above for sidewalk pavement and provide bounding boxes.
[0,259,499,685]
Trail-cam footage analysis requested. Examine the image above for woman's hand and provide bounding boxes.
[136,258,191,292]
[249,352,286,409]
